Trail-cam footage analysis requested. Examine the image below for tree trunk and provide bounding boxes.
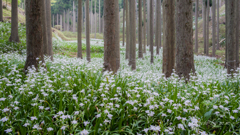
[155,0,160,55]
[90,0,92,34]
[63,10,65,31]
[115,0,120,70]
[57,14,58,25]
[159,0,162,49]
[147,0,150,47]
[123,0,125,46]
[195,0,198,53]
[9,0,20,43]
[24,0,44,71]
[129,0,136,70]
[73,1,76,32]
[162,0,175,78]
[150,0,153,63]
[103,0,117,72]
[203,0,206,54]
[53,15,54,27]
[216,0,220,50]
[125,0,129,59]
[212,0,216,57]
[60,14,62,31]
[78,0,82,59]
[99,0,101,33]
[235,1,239,68]
[86,0,91,62]
[138,0,143,58]
[176,0,195,80]
[206,0,209,55]
[46,0,53,60]
[225,0,227,67]
[143,0,146,53]
[94,0,96,38]
[67,9,70,31]
[0,0,3,22]
[41,0,48,56]
[226,0,237,74]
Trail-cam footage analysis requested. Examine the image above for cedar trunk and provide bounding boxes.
[125,0,129,59]
[41,0,48,56]
[115,0,120,70]
[78,0,82,59]
[138,0,143,58]
[235,1,239,67]
[123,0,125,46]
[176,0,195,79]
[206,0,209,55]
[195,0,198,53]
[24,0,44,71]
[150,0,153,63]
[212,0,216,57]
[9,0,20,43]
[46,0,53,60]
[86,0,91,62]
[216,0,220,50]
[162,0,175,78]
[0,0,3,22]
[155,0,160,55]
[129,0,136,70]
[143,0,146,53]
[203,0,206,54]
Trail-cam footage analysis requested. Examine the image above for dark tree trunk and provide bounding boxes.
[216,0,220,50]
[155,0,160,55]
[103,0,117,72]
[236,1,239,67]
[203,0,207,54]
[0,0,3,22]
[195,0,199,53]
[162,0,175,78]
[123,0,125,46]
[78,0,82,59]
[138,0,143,58]
[129,0,136,70]
[143,0,146,53]
[176,0,195,80]
[24,0,44,72]
[86,0,91,62]
[41,0,48,56]
[73,1,76,32]
[115,0,120,70]
[206,0,209,55]
[212,0,216,57]
[99,0,101,33]
[150,0,153,63]
[46,0,53,60]
[125,0,130,59]
[9,0,20,43]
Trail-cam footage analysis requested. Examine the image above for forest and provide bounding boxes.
[0,0,240,134]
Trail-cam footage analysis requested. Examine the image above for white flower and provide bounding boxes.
[143,128,149,133]
[233,110,238,113]
[79,103,84,107]
[30,116,37,121]
[39,106,44,110]
[167,109,172,113]
[72,120,78,124]
[83,121,90,126]
[5,128,12,133]
[74,111,80,115]
[47,127,54,131]
[230,116,235,120]
[80,129,89,135]
[213,105,218,109]
[107,114,113,119]
[178,124,185,130]
[61,126,67,130]
[0,98,6,101]
[176,116,182,120]
[0,117,8,122]
[23,123,30,127]
[96,114,101,118]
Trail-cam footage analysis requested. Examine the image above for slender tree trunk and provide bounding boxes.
[212,0,216,57]
[176,0,195,80]
[57,14,58,25]
[63,10,65,31]
[86,0,91,62]
[9,0,20,42]
[155,0,160,55]
[203,0,206,54]
[94,0,96,38]
[0,0,3,22]
[147,0,150,47]
[53,15,54,27]
[129,0,136,70]
[90,0,92,34]
[159,0,162,49]
[73,1,76,32]
[42,0,48,56]
[162,0,175,78]
[235,1,239,68]
[225,0,227,67]
[46,0,53,60]
[195,0,198,53]
[78,0,82,59]
[123,0,125,46]
[103,0,117,72]
[150,0,153,63]
[226,0,236,74]
[115,0,120,70]
[143,0,146,53]
[216,0,220,50]
[125,0,129,59]
[60,15,62,31]
[24,0,44,71]
[138,0,143,58]
[206,0,209,55]
[99,0,101,33]
[67,9,70,31]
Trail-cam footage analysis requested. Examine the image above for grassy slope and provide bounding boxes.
[2,2,26,23]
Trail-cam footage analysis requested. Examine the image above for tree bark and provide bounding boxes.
[138,0,143,58]
[203,0,206,54]
[125,0,129,59]
[41,0,48,56]
[99,0,101,33]
[57,14,58,25]
[235,1,239,68]
[159,0,162,49]
[216,0,220,50]
[94,0,96,38]
[24,0,44,72]
[53,15,54,27]
[86,0,91,62]
[67,9,70,31]
[212,0,216,57]
[60,14,62,31]
[9,0,20,43]
[155,0,160,55]
[123,0,125,46]
[129,0,136,70]
[162,0,175,78]
[176,0,195,80]
[143,0,146,53]
[103,0,117,72]
[78,0,82,59]
[0,0,3,22]
[195,0,198,53]
[115,0,120,70]
[63,10,65,31]
[150,0,153,63]
[73,1,76,32]
[46,0,53,60]
[206,0,209,55]
[147,0,150,47]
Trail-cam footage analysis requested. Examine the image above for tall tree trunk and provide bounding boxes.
[24,0,44,71]
[203,0,206,54]
[9,0,20,42]
[155,0,160,55]
[60,14,62,31]
[225,0,227,67]
[53,15,54,27]
[143,0,146,53]
[73,1,76,32]
[99,0,101,33]
[195,0,198,53]
[78,0,82,59]
[226,0,237,74]
[129,0,136,70]
[125,0,129,59]
[94,0,96,38]
[212,0,216,57]
[206,0,209,55]
[57,14,58,25]
[147,0,150,47]
[216,0,220,50]
[235,1,239,68]
[162,0,175,78]
[86,0,91,62]
[138,0,143,58]
[90,0,92,34]
[115,0,120,70]
[159,0,162,49]
[176,0,195,80]
[63,10,65,31]
[103,0,117,72]
[150,0,153,63]
[42,0,48,56]
[123,0,125,46]
[46,0,53,60]
[0,0,3,22]
[67,9,70,31]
